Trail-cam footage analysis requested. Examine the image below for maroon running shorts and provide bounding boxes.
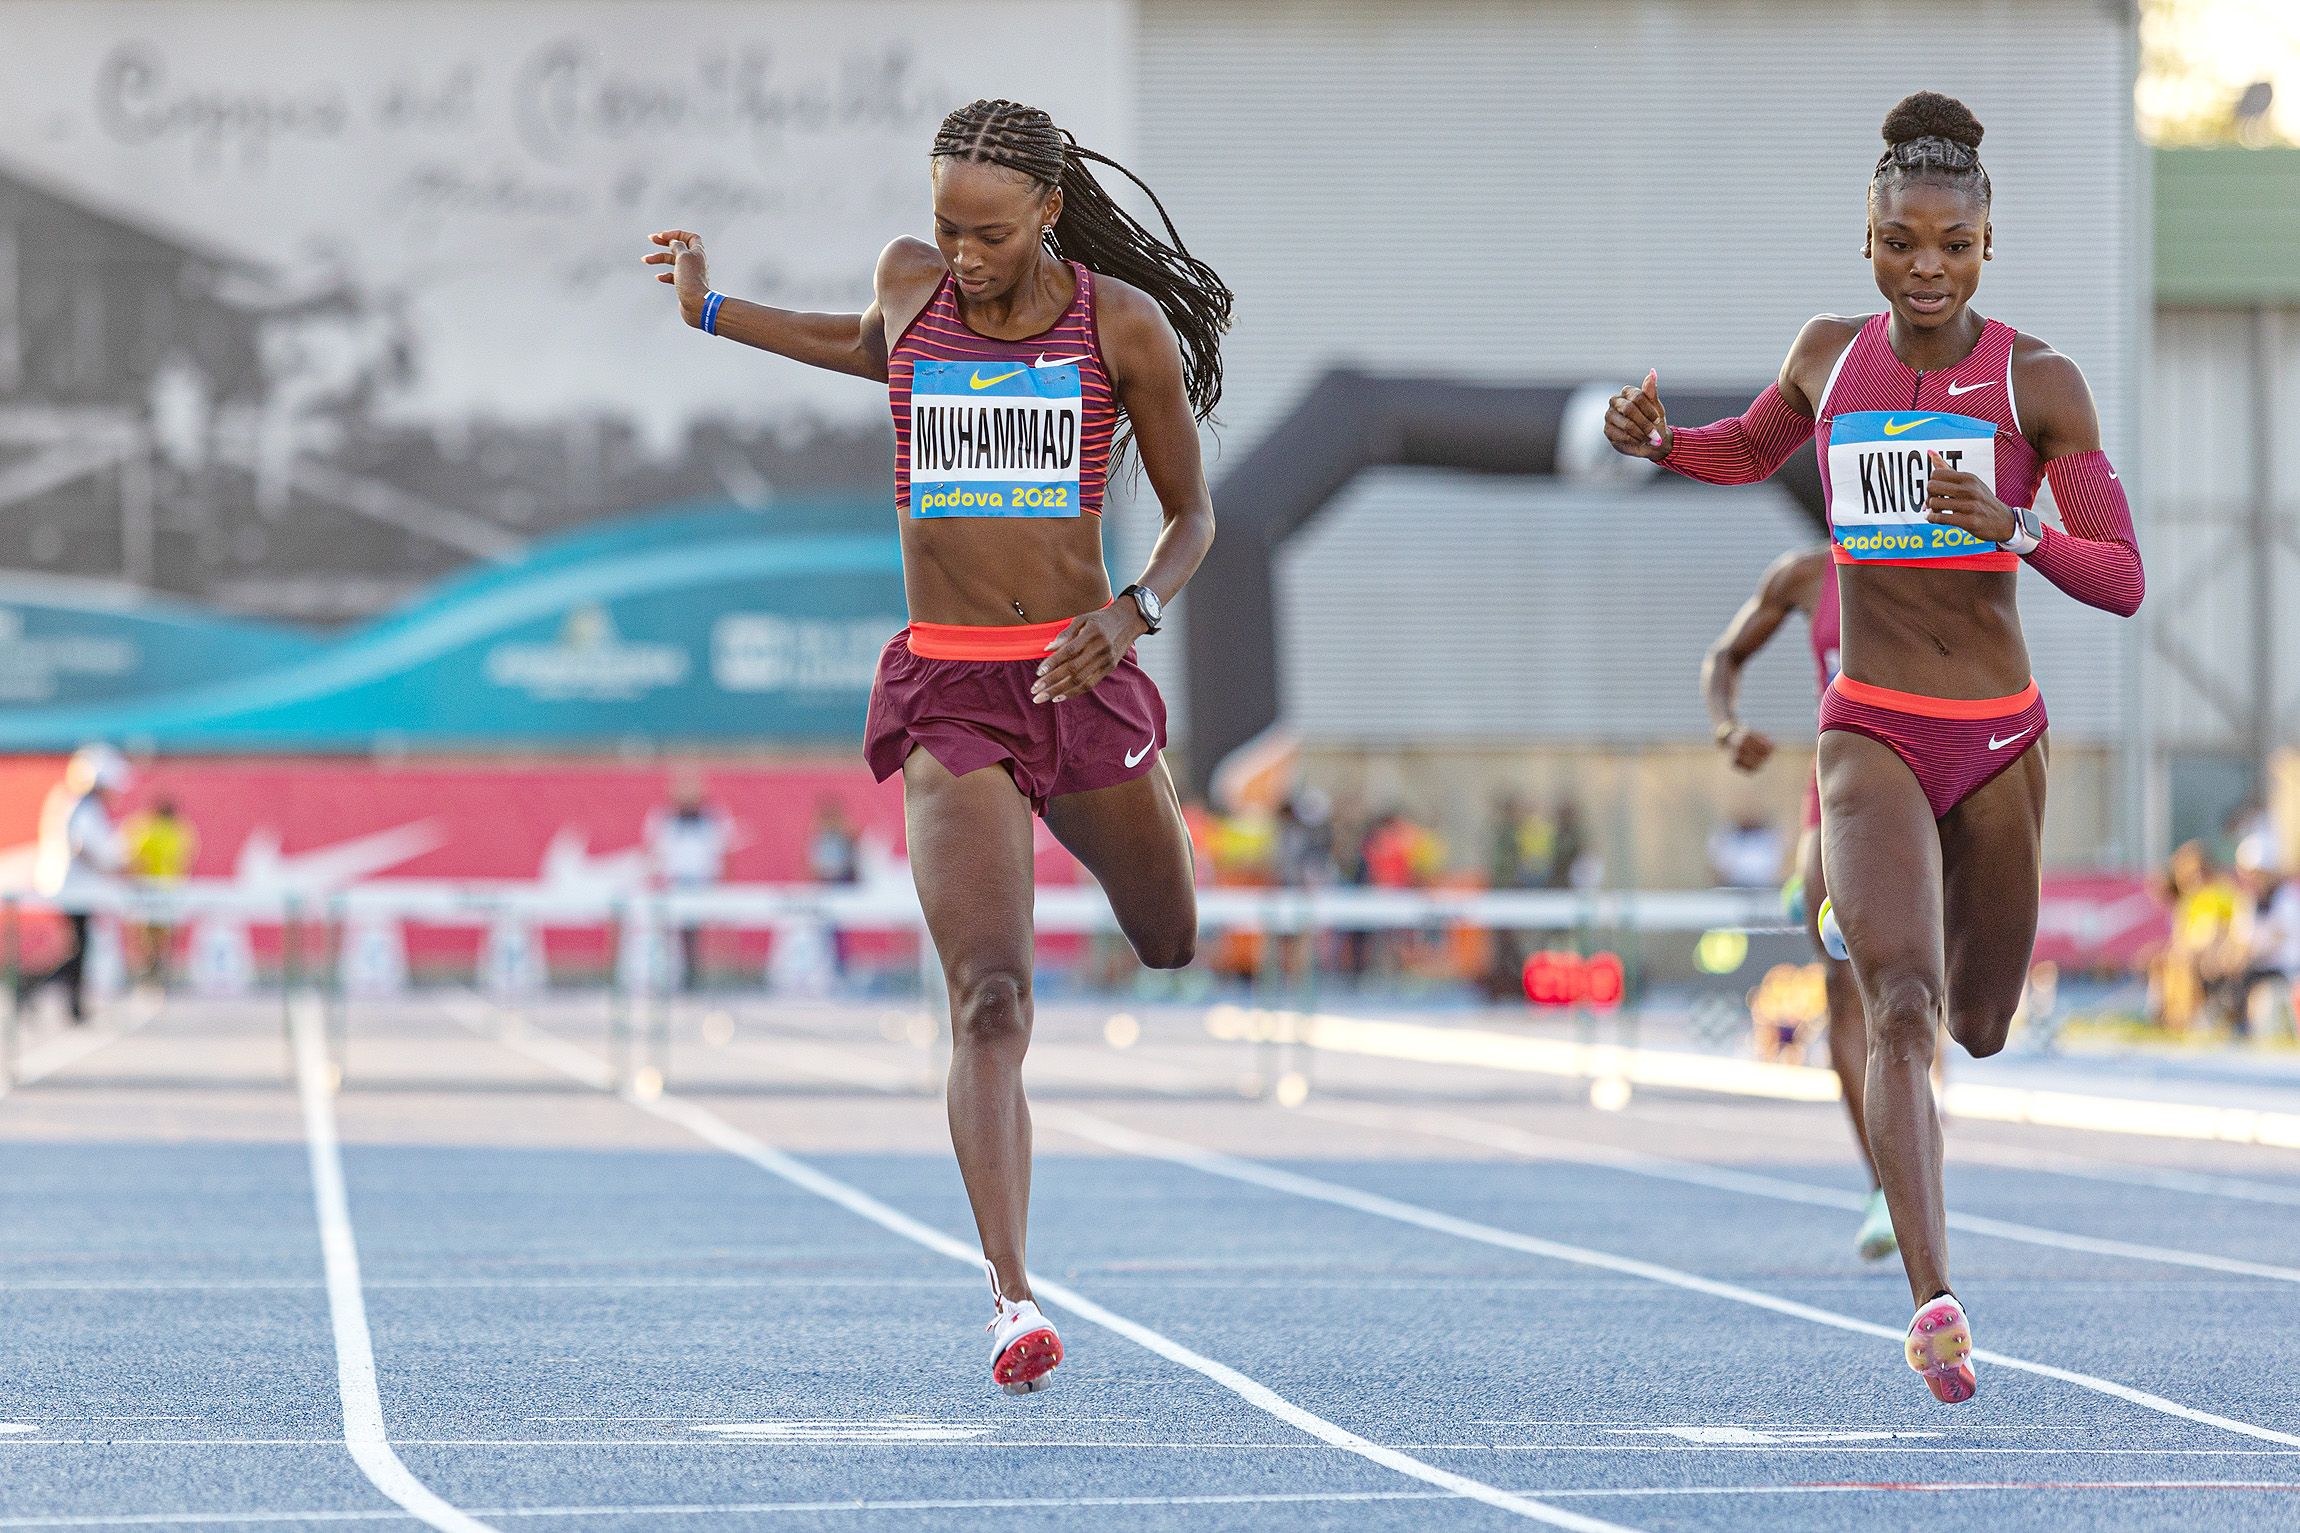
[1818,674,2047,820]
[864,618,1167,815]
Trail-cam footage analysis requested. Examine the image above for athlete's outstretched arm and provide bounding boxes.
[1606,318,1856,485]
[1703,547,1824,773]
[643,229,899,382]
[1032,283,1215,706]
[1924,343,2144,617]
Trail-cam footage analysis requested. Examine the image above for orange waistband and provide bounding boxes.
[1833,547,2020,572]
[907,617,1075,661]
[1830,674,2041,720]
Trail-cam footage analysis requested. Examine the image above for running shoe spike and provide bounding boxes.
[1905,1292,1976,1404]
[1817,896,1850,962]
[1855,1188,1898,1262]
[985,1259,1063,1394]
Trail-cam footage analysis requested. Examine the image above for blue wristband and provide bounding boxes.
[700,291,726,336]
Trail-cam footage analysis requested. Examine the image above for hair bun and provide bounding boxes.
[1882,91,1983,152]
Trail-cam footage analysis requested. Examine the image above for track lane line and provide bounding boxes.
[0,991,164,1099]
[1039,1108,2300,1450]
[6,1477,2300,1527]
[471,1005,1643,1533]
[293,1003,501,1533]
[1301,1100,2300,1286]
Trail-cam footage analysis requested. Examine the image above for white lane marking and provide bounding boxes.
[1955,1140,2300,1209]
[1263,1008,2300,1149]
[480,1013,1640,1533]
[691,1421,993,1443]
[292,1003,501,1533]
[0,992,164,1099]
[1610,1426,1940,1444]
[1308,1102,2300,1286]
[8,1481,2300,1527]
[0,1424,35,1435]
[6,1438,2298,1455]
[1043,1109,2300,1450]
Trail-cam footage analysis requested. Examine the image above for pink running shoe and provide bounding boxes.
[1905,1292,1976,1404]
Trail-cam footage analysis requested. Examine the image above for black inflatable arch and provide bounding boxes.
[1180,371,1826,796]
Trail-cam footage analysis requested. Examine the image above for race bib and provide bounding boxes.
[1827,410,2000,561]
[907,360,1082,518]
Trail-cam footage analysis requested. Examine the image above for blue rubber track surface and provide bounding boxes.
[4,995,2299,1532]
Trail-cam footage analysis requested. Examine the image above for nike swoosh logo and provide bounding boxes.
[1882,416,1937,436]
[1987,728,2033,751]
[1945,380,1995,396]
[970,368,1025,389]
[1035,354,1088,368]
[1124,740,1153,769]
[2108,470,2119,480]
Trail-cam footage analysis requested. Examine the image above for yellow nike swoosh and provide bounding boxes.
[970,368,1026,390]
[1882,416,1937,436]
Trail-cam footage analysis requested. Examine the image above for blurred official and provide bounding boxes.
[26,745,132,1023]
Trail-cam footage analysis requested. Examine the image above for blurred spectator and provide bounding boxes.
[121,795,199,985]
[1708,813,1786,888]
[23,746,132,1023]
[807,794,861,980]
[2151,840,2242,1032]
[1548,799,1590,890]
[647,771,732,990]
[807,796,860,886]
[1488,792,1557,890]
[1275,787,1336,890]
[2235,835,2300,1038]
[1363,810,1445,888]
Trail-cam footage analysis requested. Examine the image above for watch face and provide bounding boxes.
[1132,587,1161,625]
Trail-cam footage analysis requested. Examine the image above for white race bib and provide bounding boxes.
[908,360,1082,518]
[1827,410,2000,562]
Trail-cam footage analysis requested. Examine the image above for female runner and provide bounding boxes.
[645,98,1228,1394]
[1700,544,1894,1262]
[1609,92,2142,1403]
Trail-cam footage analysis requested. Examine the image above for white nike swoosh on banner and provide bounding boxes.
[1124,740,1153,768]
[1945,380,1995,396]
[1987,729,2032,751]
[1036,355,1089,368]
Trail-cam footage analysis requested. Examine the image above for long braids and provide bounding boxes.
[931,99,1233,448]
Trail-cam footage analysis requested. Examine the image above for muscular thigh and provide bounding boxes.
[1041,755,1196,936]
[1938,736,2048,1031]
[903,748,1037,979]
[1818,730,1943,985]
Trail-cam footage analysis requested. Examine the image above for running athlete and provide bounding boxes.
[644,99,1228,1395]
[1701,547,1894,1262]
[1608,92,2142,1403]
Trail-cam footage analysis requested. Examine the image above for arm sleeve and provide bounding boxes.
[1659,385,1817,486]
[2027,451,2144,617]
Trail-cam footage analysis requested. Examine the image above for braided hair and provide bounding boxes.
[931,98,1232,449]
[1871,91,1991,207]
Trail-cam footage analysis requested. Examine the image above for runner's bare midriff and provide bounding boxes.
[1837,564,2032,699]
[899,516,1115,627]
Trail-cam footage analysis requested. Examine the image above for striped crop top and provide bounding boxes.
[887,261,1115,520]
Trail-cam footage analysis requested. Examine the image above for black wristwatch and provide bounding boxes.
[1120,583,1163,634]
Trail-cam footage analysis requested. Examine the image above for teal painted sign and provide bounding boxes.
[0,504,906,751]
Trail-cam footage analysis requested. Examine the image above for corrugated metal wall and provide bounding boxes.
[2145,307,2300,753]
[1127,0,2140,748]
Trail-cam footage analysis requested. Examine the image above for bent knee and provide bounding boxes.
[950,965,1033,1044]
[1948,1002,2016,1059]
[1132,923,1197,971]
[1861,963,1944,1049]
